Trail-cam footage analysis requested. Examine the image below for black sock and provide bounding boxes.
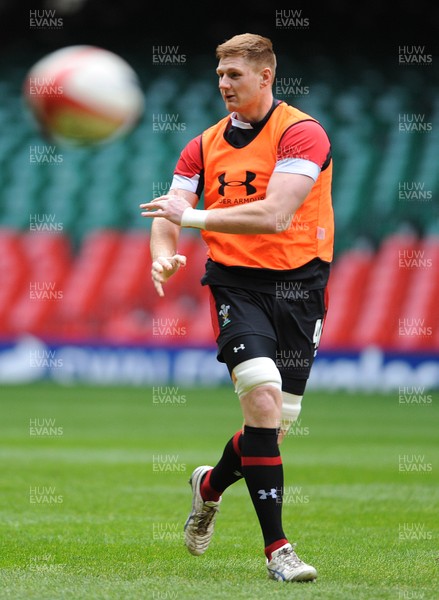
[240,425,286,548]
[200,430,243,501]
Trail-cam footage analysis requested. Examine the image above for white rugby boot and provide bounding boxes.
[267,542,317,582]
[184,465,221,556]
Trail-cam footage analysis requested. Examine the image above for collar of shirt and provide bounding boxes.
[224,99,281,148]
[230,114,254,129]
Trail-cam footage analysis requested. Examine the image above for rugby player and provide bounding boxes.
[140,32,333,582]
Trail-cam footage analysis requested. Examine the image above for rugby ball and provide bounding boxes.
[23,45,144,146]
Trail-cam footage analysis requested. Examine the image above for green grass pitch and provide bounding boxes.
[0,383,438,599]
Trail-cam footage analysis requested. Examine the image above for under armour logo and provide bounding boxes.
[233,344,245,353]
[258,488,278,500]
[218,171,256,196]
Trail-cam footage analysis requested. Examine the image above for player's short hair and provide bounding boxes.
[216,33,276,78]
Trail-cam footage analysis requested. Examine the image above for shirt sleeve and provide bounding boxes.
[274,120,331,181]
[170,135,203,195]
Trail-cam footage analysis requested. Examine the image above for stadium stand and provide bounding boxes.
[0,53,437,351]
[0,228,438,351]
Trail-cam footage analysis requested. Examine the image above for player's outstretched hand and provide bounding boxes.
[151,254,187,297]
[140,195,191,225]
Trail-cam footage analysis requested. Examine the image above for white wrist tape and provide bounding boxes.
[181,207,207,230]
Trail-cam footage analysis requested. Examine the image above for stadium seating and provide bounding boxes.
[322,245,374,348]
[0,53,438,351]
[0,228,437,351]
[0,229,28,330]
[391,235,439,351]
[6,232,72,336]
[1,53,437,254]
[349,233,418,349]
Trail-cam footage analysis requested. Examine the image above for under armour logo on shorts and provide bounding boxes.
[233,344,245,353]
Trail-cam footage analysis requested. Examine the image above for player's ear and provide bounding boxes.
[260,67,272,88]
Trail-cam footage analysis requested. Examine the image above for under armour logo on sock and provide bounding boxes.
[233,344,245,353]
[258,488,278,500]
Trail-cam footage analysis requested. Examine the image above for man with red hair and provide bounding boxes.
[141,32,333,583]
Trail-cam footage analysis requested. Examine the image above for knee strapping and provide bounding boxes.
[232,357,282,398]
[280,392,303,432]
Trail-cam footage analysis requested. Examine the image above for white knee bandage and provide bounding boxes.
[280,392,303,432]
[232,357,282,398]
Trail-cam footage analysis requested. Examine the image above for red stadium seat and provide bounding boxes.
[53,230,122,337]
[0,230,29,333]
[6,232,73,336]
[184,289,216,346]
[101,309,154,343]
[99,230,151,314]
[3,226,436,352]
[321,247,373,349]
[149,295,199,345]
[393,236,439,350]
[98,232,209,342]
[350,233,419,350]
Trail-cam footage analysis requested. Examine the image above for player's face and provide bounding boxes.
[216,57,265,119]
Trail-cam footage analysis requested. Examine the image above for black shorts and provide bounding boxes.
[208,285,328,396]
